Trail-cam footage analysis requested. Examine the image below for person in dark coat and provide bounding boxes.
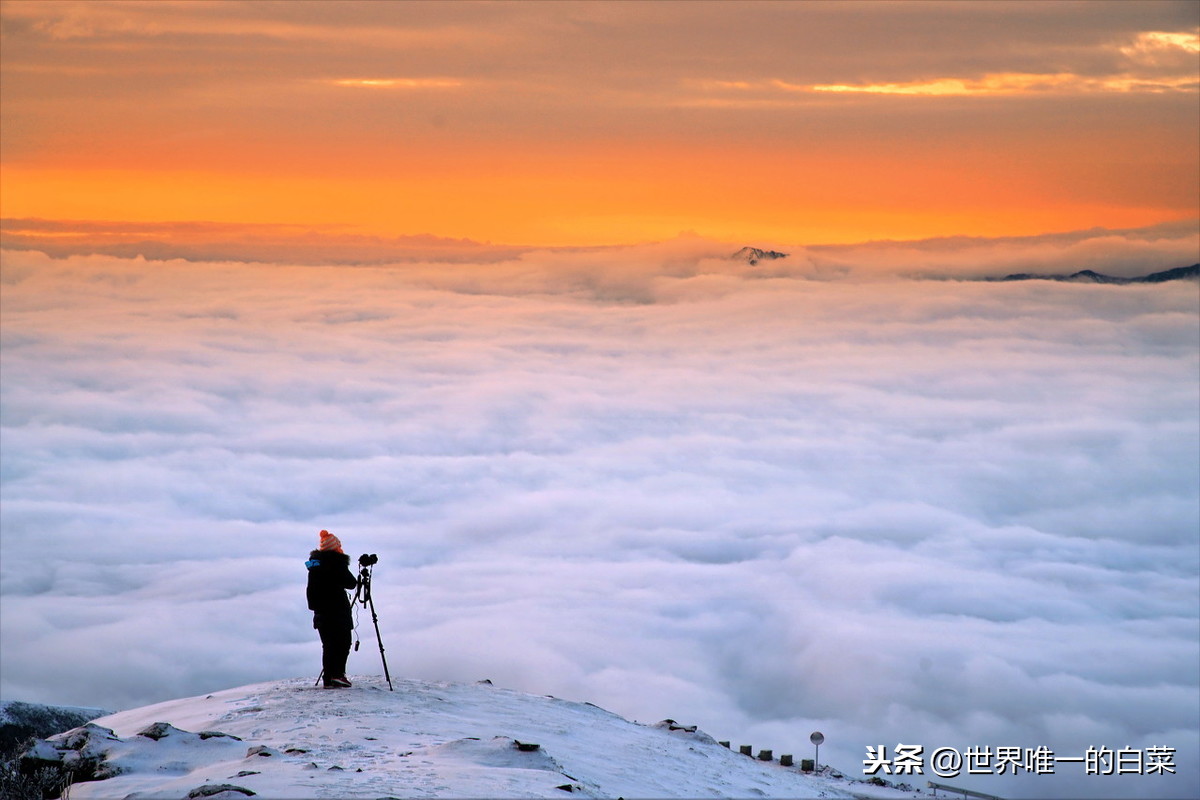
[306,529,358,688]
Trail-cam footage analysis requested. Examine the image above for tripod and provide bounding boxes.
[351,559,394,691]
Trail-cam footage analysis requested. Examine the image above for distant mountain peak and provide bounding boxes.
[994,264,1199,285]
[731,247,788,266]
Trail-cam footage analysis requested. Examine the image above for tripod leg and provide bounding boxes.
[367,595,394,691]
[315,669,324,687]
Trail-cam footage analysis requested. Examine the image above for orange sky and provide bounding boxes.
[1,0,1198,248]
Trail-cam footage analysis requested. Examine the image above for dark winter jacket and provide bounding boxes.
[306,550,357,627]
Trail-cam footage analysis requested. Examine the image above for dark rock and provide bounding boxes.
[137,722,182,741]
[186,783,256,797]
[657,719,698,733]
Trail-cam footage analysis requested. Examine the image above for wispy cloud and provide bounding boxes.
[327,78,465,89]
[0,218,526,264]
[688,29,1200,101]
[2,0,488,47]
[1121,30,1200,60]
[809,71,1198,96]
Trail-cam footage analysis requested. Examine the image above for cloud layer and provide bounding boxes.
[1,244,1197,798]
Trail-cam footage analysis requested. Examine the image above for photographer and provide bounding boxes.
[305,530,357,689]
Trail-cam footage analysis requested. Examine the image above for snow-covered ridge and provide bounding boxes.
[0,700,111,755]
[21,677,927,799]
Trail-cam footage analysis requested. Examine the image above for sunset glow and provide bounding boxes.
[1,1,1197,248]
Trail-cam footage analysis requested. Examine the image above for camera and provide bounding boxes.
[359,553,378,567]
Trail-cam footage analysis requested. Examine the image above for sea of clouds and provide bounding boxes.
[1,235,1197,798]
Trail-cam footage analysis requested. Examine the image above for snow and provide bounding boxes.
[44,676,929,799]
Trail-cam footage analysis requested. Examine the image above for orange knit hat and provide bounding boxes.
[318,530,343,553]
